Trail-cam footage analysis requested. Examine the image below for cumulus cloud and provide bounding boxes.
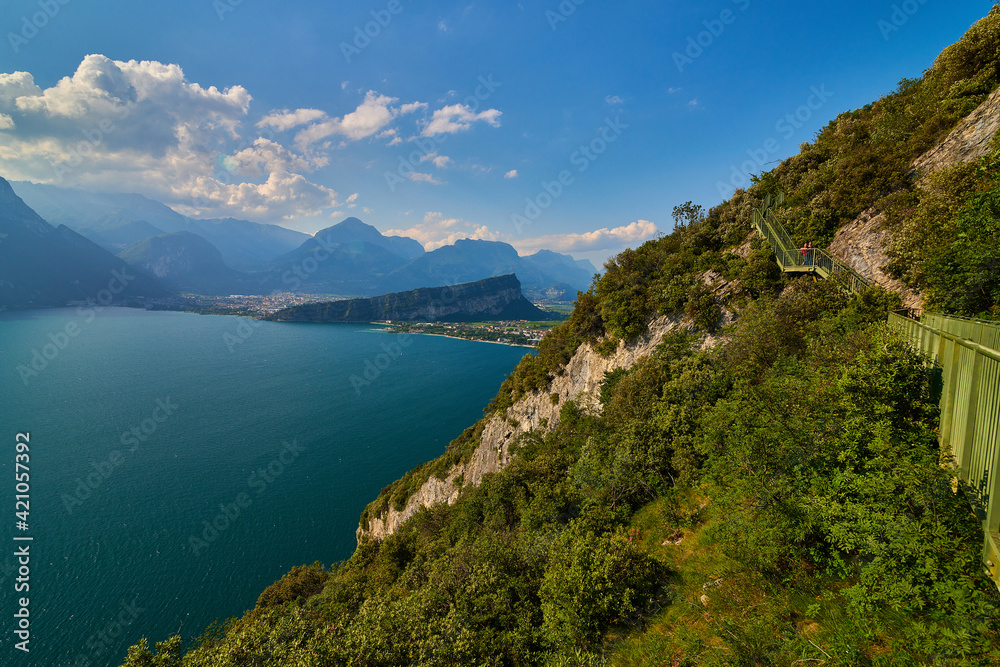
[605,95,624,105]
[0,56,505,225]
[421,103,501,137]
[515,220,659,254]
[257,108,326,132]
[400,101,427,114]
[504,169,518,179]
[387,211,503,250]
[229,137,328,177]
[294,91,401,147]
[0,55,343,223]
[420,152,452,168]
[179,170,339,221]
[408,172,445,185]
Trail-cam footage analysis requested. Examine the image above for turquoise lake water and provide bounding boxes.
[0,307,531,666]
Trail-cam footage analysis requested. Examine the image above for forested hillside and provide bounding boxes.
[118,9,1000,667]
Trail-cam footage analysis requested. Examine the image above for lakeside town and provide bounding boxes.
[381,320,561,347]
[91,293,567,347]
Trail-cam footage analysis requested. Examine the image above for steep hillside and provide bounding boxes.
[117,9,1000,667]
[359,312,687,540]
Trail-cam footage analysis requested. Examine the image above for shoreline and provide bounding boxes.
[387,329,537,349]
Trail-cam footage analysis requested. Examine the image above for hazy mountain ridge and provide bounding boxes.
[0,178,169,307]
[7,182,596,300]
[10,181,312,271]
[118,232,251,295]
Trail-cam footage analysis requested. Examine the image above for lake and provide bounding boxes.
[0,307,530,666]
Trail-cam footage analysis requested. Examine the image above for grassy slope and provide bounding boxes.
[118,9,1000,667]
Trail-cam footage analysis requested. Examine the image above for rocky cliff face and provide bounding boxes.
[358,313,686,541]
[827,86,1000,309]
[827,208,923,311]
[268,274,546,323]
[912,86,1000,176]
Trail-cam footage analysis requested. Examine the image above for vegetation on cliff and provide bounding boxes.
[118,9,1000,667]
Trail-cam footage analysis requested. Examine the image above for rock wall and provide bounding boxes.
[828,85,1000,310]
[827,208,922,311]
[913,86,1000,176]
[358,313,686,541]
[269,274,544,323]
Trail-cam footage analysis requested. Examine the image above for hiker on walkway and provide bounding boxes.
[801,242,809,265]
[806,242,814,266]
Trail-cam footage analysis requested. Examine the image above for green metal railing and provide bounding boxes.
[888,312,1000,588]
[750,196,871,294]
[747,200,999,585]
[923,313,1000,353]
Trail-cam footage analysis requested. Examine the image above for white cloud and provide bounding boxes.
[346,192,359,203]
[400,101,427,114]
[605,95,624,105]
[229,137,328,177]
[294,91,401,147]
[0,55,346,223]
[668,87,682,94]
[514,220,659,254]
[420,152,452,168]
[0,113,13,130]
[178,169,339,221]
[504,169,519,179]
[421,103,501,137]
[257,108,326,132]
[387,211,502,250]
[408,172,445,185]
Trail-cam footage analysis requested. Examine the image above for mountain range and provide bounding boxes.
[0,179,168,308]
[0,179,598,307]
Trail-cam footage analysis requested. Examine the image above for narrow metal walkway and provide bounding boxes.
[750,195,870,294]
[749,196,1000,589]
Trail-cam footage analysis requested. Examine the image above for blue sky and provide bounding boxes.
[0,0,990,266]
